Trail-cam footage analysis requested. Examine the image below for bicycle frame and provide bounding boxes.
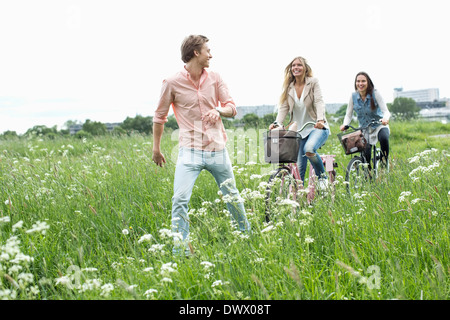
[265,121,336,221]
[275,154,336,202]
[342,120,386,191]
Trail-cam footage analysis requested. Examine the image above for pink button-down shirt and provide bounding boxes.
[153,68,237,151]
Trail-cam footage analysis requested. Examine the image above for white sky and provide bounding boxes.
[1,0,449,134]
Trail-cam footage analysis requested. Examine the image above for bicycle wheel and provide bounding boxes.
[264,167,299,222]
[345,156,370,192]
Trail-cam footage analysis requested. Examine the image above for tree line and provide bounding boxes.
[0,97,420,140]
[334,97,421,121]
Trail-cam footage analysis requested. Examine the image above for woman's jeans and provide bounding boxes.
[171,147,251,255]
[297,128,330,184]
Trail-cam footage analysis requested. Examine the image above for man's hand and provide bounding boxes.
[201,108,221,125]
[152,149,166,167]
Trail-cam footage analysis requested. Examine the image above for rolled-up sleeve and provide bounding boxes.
[216,73,237,117]
[153,79,173,124]
[375,90,391,121]
[312,79,326,121]
[343,96,354,127]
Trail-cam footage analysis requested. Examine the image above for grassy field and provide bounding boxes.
[0,120,449,300]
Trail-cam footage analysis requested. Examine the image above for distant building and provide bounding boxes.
[236,103,345,117]
[326,103,345,114]
[235,105,277,120]
[393,88,439,103]
[69,122,122,135]
[105,122,122,132]
[69,124,83,135]
[416,100,446,109]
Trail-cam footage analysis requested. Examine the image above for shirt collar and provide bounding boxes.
[182,66,208,79]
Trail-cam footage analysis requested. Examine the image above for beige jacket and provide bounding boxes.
[275,77,327,125]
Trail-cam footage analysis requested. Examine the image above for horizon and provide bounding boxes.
[1,0,449,134]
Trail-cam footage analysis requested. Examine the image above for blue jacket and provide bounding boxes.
[352,91,383,128]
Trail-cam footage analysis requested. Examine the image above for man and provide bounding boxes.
[152,35,251,256]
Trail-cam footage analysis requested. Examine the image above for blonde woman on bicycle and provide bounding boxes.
[269,56,330,190]
[339,71,391,167]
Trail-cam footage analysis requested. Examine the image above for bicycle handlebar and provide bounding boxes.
[272,121,326,132]
[298,121,326,132]
[343,119,381,132]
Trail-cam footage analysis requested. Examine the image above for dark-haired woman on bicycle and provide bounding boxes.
[339,72,391,166]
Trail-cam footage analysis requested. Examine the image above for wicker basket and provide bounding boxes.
[337,130,367,155]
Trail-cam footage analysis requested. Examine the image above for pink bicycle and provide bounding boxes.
[264,122,337,222]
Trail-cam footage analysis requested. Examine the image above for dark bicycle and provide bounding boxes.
[338,120,389,192]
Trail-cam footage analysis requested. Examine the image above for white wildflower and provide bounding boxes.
[137,234,153,243]
[408,155,420,163]
[398,191,412,202]
[12,221,24,232]
[8,265,23,274]
[160,277,172,283]
[148,244,165,253]
[100,283,114,297]
[160,262,177,276]
[25,221,50,235]
[211,280,229,288]
[122,229,129,235]
[159,228,172,239]
[304,236,315,244]
[220,178,234,189]
[200,261,215,270]
[144,288,158,298]
[10,252,34,265]
[0,216,11,223]
[261,225,275,233]
[17,273,34,285]
[279,198,299,207]
[55,276,72,287]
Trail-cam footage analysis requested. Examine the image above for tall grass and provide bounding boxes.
[0,121,448,300]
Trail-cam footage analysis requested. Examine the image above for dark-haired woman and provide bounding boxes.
[339,72,391,166]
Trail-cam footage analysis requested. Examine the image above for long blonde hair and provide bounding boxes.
[279,56,313,105]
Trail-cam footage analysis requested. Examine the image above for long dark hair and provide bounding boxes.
[354,72,376,111]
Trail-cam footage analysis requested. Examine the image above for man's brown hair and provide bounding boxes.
[181,35,209,63]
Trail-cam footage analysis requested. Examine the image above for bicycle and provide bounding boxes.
[264,122,337,222]
[338,120,389,193]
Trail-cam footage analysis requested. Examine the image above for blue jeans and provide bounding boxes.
[297,128,330,184]
[171,147,251,255]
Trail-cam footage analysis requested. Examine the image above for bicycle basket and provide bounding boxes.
[337,130,367,155]
[263,130,301,163]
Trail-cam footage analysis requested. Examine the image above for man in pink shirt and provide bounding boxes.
[152,35,251,257]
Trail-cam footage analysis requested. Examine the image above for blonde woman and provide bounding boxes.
[269,56,330,189]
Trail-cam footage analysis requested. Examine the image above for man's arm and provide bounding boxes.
[152,122,166,167]
[216,106,235,118]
